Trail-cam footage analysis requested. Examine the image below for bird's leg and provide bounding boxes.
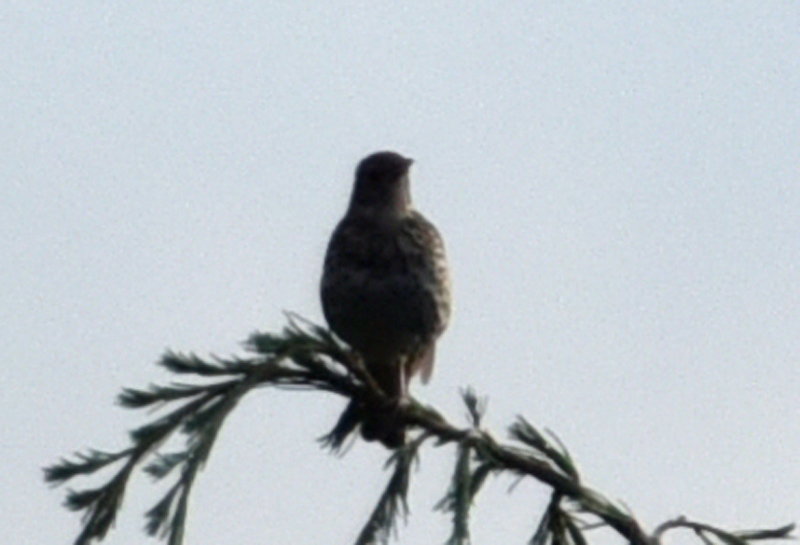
[398,361,408,401]
[395,360,411,416]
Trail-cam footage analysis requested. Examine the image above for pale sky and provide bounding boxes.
[3,2,798,544]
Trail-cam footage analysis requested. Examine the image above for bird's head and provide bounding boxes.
[348,151,414,218]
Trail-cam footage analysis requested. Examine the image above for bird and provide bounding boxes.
[321,151,451,448]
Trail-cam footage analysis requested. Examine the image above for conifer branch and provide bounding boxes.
[46,317,795,545]
[356,433,428,545]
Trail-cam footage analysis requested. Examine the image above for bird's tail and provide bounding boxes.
[326,399,405,450]
[325,356,411,449]
[360,402,405,449]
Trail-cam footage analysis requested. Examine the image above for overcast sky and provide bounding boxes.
[3,2,798,544]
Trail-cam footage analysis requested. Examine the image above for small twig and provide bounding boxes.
[652,517,795,545]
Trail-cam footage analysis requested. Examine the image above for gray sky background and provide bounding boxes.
[2,2,798,544]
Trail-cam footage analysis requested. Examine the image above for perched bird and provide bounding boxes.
[321,151,451,448]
